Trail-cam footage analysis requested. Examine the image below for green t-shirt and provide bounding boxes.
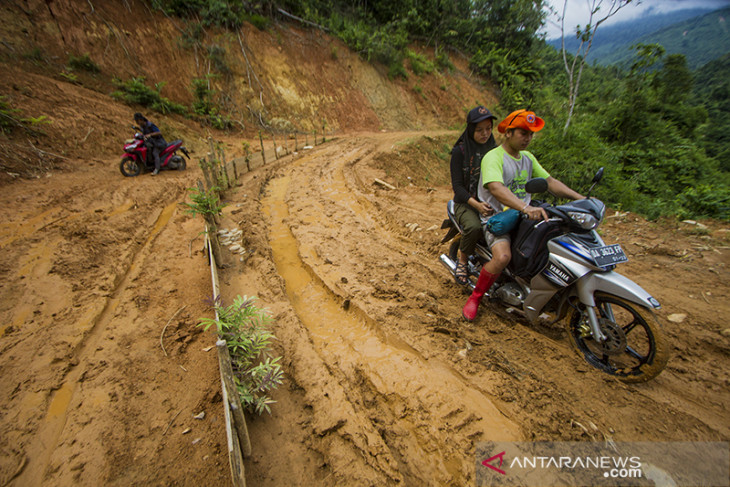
[478,145,550,212]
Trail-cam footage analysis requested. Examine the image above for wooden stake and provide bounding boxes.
[200,157,213,192]
[220,146,231,189]
[258,131,266,165]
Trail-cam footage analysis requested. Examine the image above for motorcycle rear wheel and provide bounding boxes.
[567,293,668,383]
[120,156,142,177]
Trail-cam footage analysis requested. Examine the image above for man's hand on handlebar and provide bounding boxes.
[523,205,548,221]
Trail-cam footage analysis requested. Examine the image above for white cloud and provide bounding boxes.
[541,0,730,39]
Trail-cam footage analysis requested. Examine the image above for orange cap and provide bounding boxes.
[497,109,545,133]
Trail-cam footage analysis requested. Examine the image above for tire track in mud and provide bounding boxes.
[262,139,520,484]
[13,198,180,486]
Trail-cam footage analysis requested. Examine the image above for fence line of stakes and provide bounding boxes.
[194,125,331,484]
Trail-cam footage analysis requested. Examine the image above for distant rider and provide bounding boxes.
[449,106,498,285]
[462,109,585,321]
[133,113,167,176]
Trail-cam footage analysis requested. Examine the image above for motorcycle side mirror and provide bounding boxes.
[592,167,604,183]
[525,177,548,194]
[586,167,604,198]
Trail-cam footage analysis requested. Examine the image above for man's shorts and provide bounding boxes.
[484,227,511,249]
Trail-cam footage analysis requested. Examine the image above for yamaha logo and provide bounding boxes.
[547,263,571,283]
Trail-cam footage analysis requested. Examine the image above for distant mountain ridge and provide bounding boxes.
[547,7,730,70]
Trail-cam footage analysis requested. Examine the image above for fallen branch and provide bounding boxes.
[162,409,182,436]
[277,8,329,31]
[374,178,396,190]
[80,127,94,144]
[28,141,71,160]
[160,305,187,357]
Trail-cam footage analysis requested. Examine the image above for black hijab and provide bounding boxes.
[452,122,496,199]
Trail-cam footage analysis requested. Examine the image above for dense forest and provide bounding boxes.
[145,0,729,220]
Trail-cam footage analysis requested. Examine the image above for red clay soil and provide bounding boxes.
[0,1,728,486]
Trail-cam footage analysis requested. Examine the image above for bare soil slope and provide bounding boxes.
[0,1,728,486]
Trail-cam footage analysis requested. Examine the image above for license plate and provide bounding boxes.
[590,244,628,267]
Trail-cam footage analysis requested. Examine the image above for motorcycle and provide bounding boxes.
[119,126,190,177]
[439,168,668,383]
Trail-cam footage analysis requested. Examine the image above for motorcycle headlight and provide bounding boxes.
[567,211,599,230]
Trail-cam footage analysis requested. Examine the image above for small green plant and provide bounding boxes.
[244,13,269,30]
[184,186,226,217]
[388,61,408,80]
[207,45,231,76]
[405,49,434,76]
[0,96,21,133]
[23,47,44,63]
[0,96,51,135]
[68,53,101,73]
[21,115,52,127]
[435,49,454,72]
[60,71,79,84]
[241,141,251,170]
[191,77,233,130]
[199,295,283,415]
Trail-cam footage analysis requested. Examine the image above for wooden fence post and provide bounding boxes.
[200,157,213,192]
[231,157,239,183]
[272,133,279,160]
[219,145,231,189]
[259,131,266,165]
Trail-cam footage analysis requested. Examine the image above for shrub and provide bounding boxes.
[68,53,101,73]
[111,77,187,115]
[199,295,283,415]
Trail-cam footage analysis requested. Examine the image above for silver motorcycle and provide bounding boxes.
[439,169,668,382]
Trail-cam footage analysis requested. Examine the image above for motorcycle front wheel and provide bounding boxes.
[567,293,668,383]
[120,156,142,177]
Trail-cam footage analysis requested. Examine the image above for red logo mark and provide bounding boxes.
[482,451,507,475]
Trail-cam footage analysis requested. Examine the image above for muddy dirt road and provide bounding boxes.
[1,131,729,486]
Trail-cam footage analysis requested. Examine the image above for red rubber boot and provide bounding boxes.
[462,268,499,321]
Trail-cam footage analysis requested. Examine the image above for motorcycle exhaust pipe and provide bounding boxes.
[440,253,457,274]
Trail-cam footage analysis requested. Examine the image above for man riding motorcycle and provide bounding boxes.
[133,112,167,176]
[462,109,584,321]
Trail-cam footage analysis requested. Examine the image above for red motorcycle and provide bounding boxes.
[119,126,190,177]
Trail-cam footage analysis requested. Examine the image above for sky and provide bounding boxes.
[541,0,730,39]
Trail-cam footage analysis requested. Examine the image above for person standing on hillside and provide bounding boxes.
[462,109,585,321]
[449,106,498,286]
[134,112,167,176]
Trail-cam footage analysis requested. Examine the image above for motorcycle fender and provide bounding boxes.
[574,271,661,310]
